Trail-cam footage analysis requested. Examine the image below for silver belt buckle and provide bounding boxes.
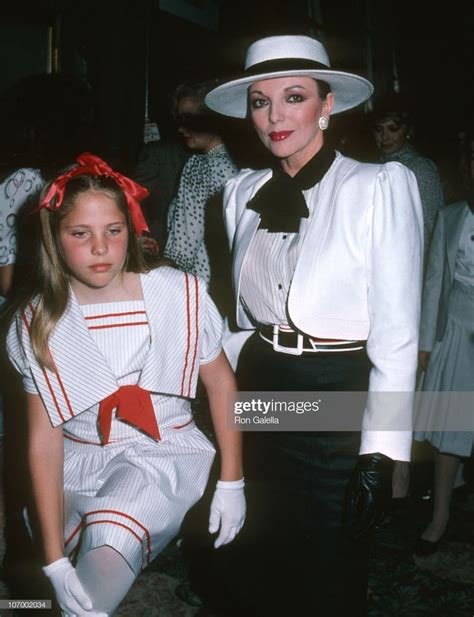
[272,325,304,356]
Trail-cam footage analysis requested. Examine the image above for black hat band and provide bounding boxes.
[245,58,330,76]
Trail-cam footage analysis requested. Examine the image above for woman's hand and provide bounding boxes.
[43,557,106,616]
[209,478,246,548]
[418,350,431,372]
[343,453,394,539]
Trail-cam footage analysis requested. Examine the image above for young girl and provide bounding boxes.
[6,153,245,616]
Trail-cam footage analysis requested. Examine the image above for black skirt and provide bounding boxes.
[238,333,371,617]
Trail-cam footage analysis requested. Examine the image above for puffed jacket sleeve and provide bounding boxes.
[360,162,424,461]
[418,211,444,351]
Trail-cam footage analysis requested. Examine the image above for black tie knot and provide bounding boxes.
[247,146,336,233]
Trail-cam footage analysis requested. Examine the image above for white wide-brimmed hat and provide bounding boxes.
[205,35,373,118]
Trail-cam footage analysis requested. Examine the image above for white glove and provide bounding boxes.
[43,557,106,617]
[209,478,246,548]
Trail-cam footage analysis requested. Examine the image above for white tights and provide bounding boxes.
[75,546,136,616]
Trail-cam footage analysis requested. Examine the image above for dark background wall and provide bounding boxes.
[1,0,472,178]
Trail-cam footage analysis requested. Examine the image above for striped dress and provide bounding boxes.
[7,268,222,574]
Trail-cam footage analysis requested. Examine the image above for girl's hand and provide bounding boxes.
[43,557,106,617]
[209,478,246,548]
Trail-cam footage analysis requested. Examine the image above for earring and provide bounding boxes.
[318,116,329,131]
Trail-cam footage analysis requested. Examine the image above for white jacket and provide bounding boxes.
[223,152,424,461]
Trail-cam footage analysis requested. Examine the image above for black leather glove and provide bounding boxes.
[343,452,394,540]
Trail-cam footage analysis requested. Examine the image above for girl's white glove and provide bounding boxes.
[209,478,246,548]
[42,557,106,617]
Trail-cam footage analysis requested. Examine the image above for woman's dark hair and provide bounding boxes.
[370,110,412,128]
[316,79,331,100]
[170,79,226,135]
[170,80,219,120]
[369,93,415,134]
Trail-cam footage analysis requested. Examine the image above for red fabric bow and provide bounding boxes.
[38,152,149,235]
[98,385,161,444]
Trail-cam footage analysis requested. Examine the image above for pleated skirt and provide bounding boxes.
[415,280,474,456]
[62,424,215,574]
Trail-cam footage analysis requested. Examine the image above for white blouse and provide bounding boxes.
[239,184,319,325]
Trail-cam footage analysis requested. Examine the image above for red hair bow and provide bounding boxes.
[38,152,150,235]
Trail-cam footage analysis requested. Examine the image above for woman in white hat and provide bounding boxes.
[205,35,423,616]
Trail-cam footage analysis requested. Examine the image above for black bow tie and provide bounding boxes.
[248,146,336,233]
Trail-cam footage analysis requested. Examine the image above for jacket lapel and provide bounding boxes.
[230,169,278,320]
[288,154,350,309]
[233,208,261,297]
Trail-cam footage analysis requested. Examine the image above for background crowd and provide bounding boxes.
[0,9,473,617]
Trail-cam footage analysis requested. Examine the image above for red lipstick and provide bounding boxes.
[269,131,294,142]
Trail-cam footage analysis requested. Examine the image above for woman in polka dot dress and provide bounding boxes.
[165,81,238,287]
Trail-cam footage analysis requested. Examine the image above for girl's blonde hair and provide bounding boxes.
[28,173,162,368]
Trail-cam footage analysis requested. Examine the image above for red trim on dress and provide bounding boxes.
[27,302,75,420]
[85,311,147,320]
[64,433,103,446]
[69,542,81,562]
[172,418,193,429]
[87,509,151,561]
[65,532,82,562]
[47,349,75,419]
[87,321,149,330]
[65,521,83,548]
[180,272,191,396]
[21,307,66,423]
[65,509,151,565]
[82,520,149,565]
[186,275,200,397]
